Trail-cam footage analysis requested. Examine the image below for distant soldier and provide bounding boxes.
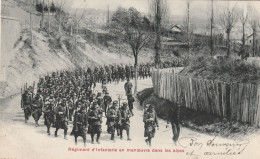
[166,102,181,146]
[31,93,43,127]
[139,64,143,79]
[106,66,112,83]
[144,105,159,147]
[119,102,132,141]
[125,65,130,80]
[143,64,148,79]
[54,102,69,140]
[73,105,88,147]
[106,103,120,141]
[130,65,135,80]
[103,92,112,115]
[21,90,32,123]
[87,102,102,144]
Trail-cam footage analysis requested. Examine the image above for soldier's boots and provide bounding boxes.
[96,138,100,144]
[47,129,50,135]
[35,121,39,127]
[145,139,149,145]
[55,131,58,137]
[126,131,131,141]
[110,133,115,141]
[117,129,120,136]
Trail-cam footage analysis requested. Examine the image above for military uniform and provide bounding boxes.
[119,103,132,141]
[87,103,102,144]
[22,90,32,123]
[42,99,55,135]
[54,102,68,139]
[167,103,181,145]
[103,92,112,115]
[73,106,88,146]
[144,105,159,147]
[124,80,133,99]
[106,104,119,140]
[127,95,135,116]
[31,94,43,127]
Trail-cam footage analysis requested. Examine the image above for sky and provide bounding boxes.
[69,0,260,17]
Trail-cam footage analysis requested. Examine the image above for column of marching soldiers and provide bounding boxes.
[20,63,165,147]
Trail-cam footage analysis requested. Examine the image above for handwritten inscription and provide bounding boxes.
[178,135,249,158]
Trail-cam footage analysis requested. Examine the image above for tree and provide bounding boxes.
[149,0,168,68]
[248,4,259,57]
[72,8,86,49]
[111,7,151,94]
[210,0,214,55]
[239,5,248,58]
[47,0,50,37]
[53,0,66,34]
[218,2,239,57]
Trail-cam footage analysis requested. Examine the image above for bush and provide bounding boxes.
[181,54,258,84]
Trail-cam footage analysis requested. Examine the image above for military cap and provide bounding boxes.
[145,104,150,108]
[149,105,155,109]
[113,100,118,104]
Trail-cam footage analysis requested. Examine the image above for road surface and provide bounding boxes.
[0,78,259,159]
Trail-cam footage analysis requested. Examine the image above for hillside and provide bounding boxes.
[0,1,154,98]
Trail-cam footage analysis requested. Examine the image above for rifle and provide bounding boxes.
[116,94,123,109]
[32,81,35,98]
[21,87,24,108]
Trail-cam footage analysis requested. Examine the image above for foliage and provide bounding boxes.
[35,2,57,13]
[181,54,258,84]
[110,7,152,60]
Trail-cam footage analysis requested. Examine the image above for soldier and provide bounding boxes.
[21,90,32,123]
[31,93,44,127]
[144,105,159,147]
[54,102,69,140]
[67,97,74,121]
[125,64,130,80]
[119,102,132,141]
[130,65,135,80]
[166,102,181,146]
[127,94,135,116]
[138,64,143,79]
[111,101,121,136]
[96,92,103,109]
[87,102,102,144]
[73,104,88,147]
[106,103,120,141]
[42,98,55,135]
[103,92,112,115]
[124,78,133,100]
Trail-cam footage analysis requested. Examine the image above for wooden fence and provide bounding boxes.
[151,68,260,127]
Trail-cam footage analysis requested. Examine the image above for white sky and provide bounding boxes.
[69,0,260,18]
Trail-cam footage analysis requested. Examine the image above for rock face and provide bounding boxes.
[1,16,21,82]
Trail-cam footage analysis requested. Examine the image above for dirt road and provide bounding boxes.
[0,78,259,159]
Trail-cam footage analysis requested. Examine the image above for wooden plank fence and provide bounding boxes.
[151,68,260,127]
